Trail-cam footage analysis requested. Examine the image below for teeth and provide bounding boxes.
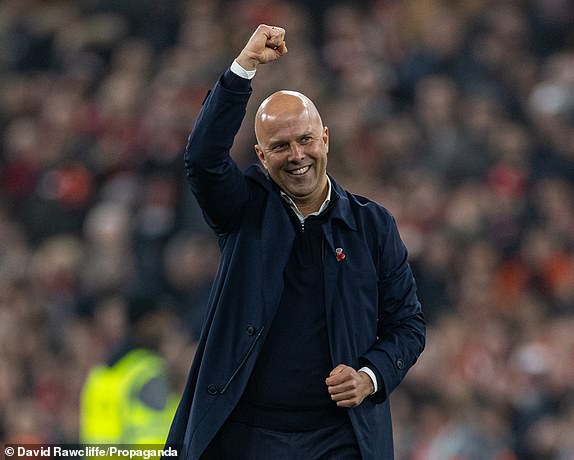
[290,166,310,175]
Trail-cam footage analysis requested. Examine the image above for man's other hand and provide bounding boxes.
[326,364,374,408]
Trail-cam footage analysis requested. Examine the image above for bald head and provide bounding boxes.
[255,91,323,145]
[252,90,329,215]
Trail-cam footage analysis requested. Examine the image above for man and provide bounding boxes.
[81,295,178,447]
[165,25,425,459]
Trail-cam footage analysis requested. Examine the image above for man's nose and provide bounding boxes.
[288,142,305,161]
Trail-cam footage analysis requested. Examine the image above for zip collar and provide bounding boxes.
[246,164,358,231]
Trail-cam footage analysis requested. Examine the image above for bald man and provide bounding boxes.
[165,25,425,460]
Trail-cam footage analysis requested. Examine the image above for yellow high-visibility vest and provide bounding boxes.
[80,348,177,446]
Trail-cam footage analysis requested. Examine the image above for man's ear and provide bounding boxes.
[255,144,268,169]
[323,126,329,152]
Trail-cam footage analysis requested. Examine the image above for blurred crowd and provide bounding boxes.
[1,0,573,458]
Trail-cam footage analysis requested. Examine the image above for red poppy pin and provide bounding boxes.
[335,247,346,261]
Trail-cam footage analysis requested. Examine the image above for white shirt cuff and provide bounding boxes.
[358,367,378,395]
[230,59,257,80]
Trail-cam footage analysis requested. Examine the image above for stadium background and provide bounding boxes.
[0,0,573,458]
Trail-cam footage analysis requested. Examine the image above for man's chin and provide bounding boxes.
[284,186,312,200]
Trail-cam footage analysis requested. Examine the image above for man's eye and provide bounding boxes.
[272,143,288,151]
[300,137,312,144]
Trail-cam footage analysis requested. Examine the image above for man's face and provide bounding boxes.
[255,92,329,212]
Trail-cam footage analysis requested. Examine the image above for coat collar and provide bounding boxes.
[245,164,358,232]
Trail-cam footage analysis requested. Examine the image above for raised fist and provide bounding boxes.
[236,24,288,71]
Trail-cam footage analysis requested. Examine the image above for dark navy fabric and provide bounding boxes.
[164,69,426,460]
[201,420,360,460]
[231,210,349,432]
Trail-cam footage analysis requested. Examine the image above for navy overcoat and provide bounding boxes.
[165,71,425,460]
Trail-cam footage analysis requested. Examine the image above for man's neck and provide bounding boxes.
[296,196,326,217]
[281,178,331,221]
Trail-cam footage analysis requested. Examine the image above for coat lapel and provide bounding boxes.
[251,168,296,323]
[322,222,340,332]
[322,180,358,357]
[261,202,295,321]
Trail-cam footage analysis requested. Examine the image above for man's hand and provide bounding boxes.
[326,364,374,408]
[236,24,287,71]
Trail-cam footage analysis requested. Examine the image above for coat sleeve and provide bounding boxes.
[184,70,253,235]
[359,213,426,404]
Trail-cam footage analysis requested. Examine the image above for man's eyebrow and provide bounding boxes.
[297,132,315,139]
[266,131,315,147]
[267,139,288,148]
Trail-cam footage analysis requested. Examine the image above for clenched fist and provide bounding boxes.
[236,24,288,71]
[326,364,374,408]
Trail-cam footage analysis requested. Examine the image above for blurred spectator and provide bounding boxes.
[162,231,218,341]
[80,294,178,444]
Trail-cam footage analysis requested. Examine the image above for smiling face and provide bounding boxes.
[254,91,329,215]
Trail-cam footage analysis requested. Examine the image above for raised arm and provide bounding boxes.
[184,25,287,235]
